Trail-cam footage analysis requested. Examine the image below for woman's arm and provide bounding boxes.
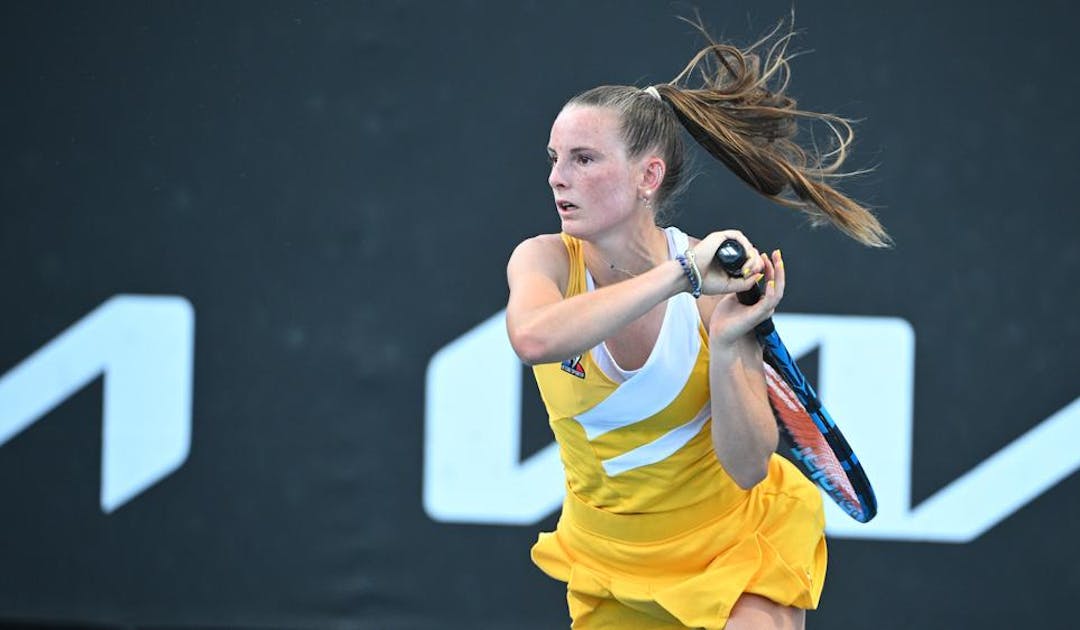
[507,230,766,366]
[706,249,785,489]
[505,234,688,365]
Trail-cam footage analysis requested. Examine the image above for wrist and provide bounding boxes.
[708,338,740,364]
[674,248,703,298]
[657,259,690,299]
[708,316,742,349]
[710,331,761,366]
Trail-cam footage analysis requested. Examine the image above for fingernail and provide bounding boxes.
[754,273,764,283]
[768,280,776,290]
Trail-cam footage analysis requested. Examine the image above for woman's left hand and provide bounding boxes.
[708,249,785,347]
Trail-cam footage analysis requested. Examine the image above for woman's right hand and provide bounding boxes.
[691,230,767,296]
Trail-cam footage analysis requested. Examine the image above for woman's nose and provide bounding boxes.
[548,163,567,190]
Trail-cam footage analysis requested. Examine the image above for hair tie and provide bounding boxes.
[643,86,662,101]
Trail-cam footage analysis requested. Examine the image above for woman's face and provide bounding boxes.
[547,105,644,238]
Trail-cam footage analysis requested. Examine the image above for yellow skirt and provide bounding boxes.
[531,456,827,629]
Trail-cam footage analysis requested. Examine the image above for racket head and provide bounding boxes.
[763,360,878,523]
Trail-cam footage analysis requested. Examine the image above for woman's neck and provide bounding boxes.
[584,219,669,286]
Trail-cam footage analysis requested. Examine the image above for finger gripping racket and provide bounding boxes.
[714,239,877,522]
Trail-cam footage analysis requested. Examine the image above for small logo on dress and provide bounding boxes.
[560,355,585,378]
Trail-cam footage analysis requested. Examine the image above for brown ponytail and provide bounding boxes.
[655,20,891,247]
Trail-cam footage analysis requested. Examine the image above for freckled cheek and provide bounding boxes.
[583,170,630,203]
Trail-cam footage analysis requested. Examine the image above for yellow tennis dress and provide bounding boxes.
[530,228,827,629]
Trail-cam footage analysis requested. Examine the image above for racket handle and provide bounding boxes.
[714,239,762,306]
[714,238,776,336]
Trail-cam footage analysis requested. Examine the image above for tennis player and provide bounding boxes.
[505,25,888,630]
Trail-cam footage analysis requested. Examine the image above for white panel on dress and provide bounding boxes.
[601,401,711,476]
[575,227,703,441]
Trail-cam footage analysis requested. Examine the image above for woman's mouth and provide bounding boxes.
[556,200,578,212]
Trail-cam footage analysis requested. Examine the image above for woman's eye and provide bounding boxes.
[576,155,592,165]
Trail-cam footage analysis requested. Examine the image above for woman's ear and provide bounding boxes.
[639,156,666,198]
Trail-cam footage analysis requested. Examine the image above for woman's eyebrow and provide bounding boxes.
[546,146,598,156]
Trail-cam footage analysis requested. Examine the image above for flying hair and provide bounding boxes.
[567,14,891,247]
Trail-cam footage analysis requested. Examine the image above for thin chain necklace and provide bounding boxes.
[585,227,666,281]
[600,256,642,278]
[587,245,658,280]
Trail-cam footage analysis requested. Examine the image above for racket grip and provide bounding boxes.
[714,239,762,306]
[714,238,776,336]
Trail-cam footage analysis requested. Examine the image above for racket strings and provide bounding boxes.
[764,364,859,506]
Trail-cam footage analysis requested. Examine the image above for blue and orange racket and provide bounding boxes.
[715,239,877,523]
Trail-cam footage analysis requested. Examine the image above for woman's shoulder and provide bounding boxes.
[519,232,570,250]
[509,233,572,266]
[507,233,573,292]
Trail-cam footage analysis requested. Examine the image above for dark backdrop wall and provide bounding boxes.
[1,1,1078,628]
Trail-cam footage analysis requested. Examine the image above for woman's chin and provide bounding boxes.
[559,216,593,239]
[561,217,587,236]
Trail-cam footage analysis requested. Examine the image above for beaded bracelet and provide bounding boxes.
[675,248,703,298]
[684,248,704,296]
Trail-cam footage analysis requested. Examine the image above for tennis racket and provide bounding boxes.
[714,239,877,523]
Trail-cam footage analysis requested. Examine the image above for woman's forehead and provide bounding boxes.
[549,106,622,150]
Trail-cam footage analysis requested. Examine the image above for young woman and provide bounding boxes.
[505,26,888,630]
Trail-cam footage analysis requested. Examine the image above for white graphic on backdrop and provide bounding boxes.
[424,311,1080,543]
[425,311,562,524]
[0,295,194,513]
